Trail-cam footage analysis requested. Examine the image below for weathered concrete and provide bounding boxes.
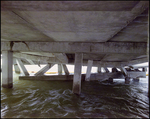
[2,42,147,54]
[112,67,119,73]
[127,71,146,78]
[97,66,101,73]
[133,78,139,82]
[14,64,21,74]
[120,67,128,76]
[13,52,62,64]
[19,74,86,81]
[125,77,130,84]
[16,58,29,76]
[73,53,83,95]
[35,63,54,76]
[11,50,148,67]
[90,72,125,81]
[58,64,62,75]
[104,67,110,73]
[54,53,68,63]
[142,67,147,72]
[19,71,146,83]
[26,59,35,65]
[85,60,93,81]
[2,51,13,88]
[62,64,69,75]
[1,1,149,94]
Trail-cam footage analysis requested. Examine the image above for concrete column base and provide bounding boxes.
[133,78,139,82]
[108,78,113,83]
[125,77,130,84]
[2,83,13,88]
[2,51,13,88]
[73,53,83,95]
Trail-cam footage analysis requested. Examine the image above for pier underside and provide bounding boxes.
[1,1,149,94]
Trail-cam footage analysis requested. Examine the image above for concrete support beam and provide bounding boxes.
[13,52,62,64]
[142,67,147,72]
[14,64,21,74]
[58,64,62,75]
[133,78,139,82]
[122,58,148,66]
[85,60,93,81]
[127,71,146,78]
[26,59,35,65]
[2,51,13,88]
[112,67,119,73]
[120,67,128,76]
[35,63,54,76]
[125,77,130,84]
[62,64,69,75]
[2,41,147,54]
[13,57,20,74]
[14,52,123,67]
[12,52,147,68]
[19,74,86,81]
[16,58,29,76]
[108,78,113,83]
[97,64,101,73]
[73,53,83,95]
[54,53,68,63]
[103,67,109,73]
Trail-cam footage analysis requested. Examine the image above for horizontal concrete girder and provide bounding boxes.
[13,52,123,67]
[53,53,68,63]
[13,52,148,67]
[2,41,147,54]
[121,57,148,66]
[13,52,65,64]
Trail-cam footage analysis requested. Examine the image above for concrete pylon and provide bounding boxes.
[35,63,54,76]
[13,58,21,74]
[16,58,29,76]
[72,53,83,95]
[133,78,139,82]
[142,67,147,72]
[58,64,62,75]
[62,64,69,75]
[120,67,128,76]
[112,67,119,73]
[85,60,93,81]
[14,64,21,74]
[97,66,101,73]
[120,67,130,84]
[125,77,130,84]
[103,67,109,73]
[2,51,13,88]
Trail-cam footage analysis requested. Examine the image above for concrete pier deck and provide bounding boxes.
[1,1,149,94]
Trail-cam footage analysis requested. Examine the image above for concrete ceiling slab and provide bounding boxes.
[1,1,149,66]
[101,54,145,62]
[10,11,135,42]
[1,23,53,41]
[109,9,148,42]
[1,1,139,11]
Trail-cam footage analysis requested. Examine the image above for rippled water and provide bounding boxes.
[1,72,149,118]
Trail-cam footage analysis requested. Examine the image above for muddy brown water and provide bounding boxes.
[1,72,149,118]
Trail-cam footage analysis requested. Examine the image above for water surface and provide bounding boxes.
[1,72,149,118]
